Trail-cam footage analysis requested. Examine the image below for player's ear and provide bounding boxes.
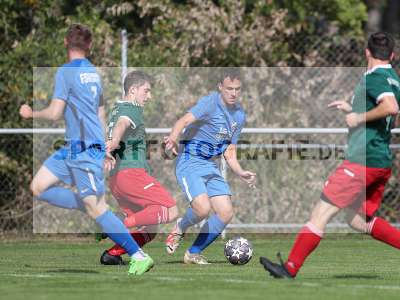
[128,86,136,97]
[64,38,68,48]
[218,82,223,92]
[365,48,371,59]
[390,52,395,61]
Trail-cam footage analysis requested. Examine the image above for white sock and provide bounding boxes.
[132,249,146,260]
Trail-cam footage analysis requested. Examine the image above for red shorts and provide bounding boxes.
[109,168,176,214]
[321,160,391,217]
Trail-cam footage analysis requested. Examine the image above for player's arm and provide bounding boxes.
[164,112,197,155]
[107,117,131,152]
[19,99,66,121]
[345,96,398,128]
[224,144,256,185]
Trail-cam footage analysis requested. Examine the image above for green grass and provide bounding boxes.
[0,234,399,300]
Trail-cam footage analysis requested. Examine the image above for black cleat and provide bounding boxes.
[100,250,126,265]
[259,253,294,279]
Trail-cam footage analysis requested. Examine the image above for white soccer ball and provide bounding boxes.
[224,236,253,265]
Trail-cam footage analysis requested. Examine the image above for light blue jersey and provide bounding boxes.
[176,91,246,201]
[53,58,104,146]
[44,58,105,198]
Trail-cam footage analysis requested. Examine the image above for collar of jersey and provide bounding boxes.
[364,64,392,75]
[117,100,142,107]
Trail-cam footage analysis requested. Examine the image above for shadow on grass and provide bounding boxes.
[46,269,100,274]
[333,274,379,279]
[164,260,227,264]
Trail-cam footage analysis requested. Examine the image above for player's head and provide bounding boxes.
[218,68,242,106]
[64,24,92,54]
[366,32,395,62]
[123,70,153,106]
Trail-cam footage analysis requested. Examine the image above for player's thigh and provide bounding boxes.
[176,171,208,204]
[70,166,105,200]
[310,200,341,231]
[31,165,61,196]
[321,161,365,210]
[209,195,233,223]
[191,193,212,219]
[359,168,391,218]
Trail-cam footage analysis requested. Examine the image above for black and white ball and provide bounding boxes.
[224,236,253,265]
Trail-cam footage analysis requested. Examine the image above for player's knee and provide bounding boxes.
[218,209,234,224]
[168,206,179,222]
[30,181,42,197]
[193,205,210,219]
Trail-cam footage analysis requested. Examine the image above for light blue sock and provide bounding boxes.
[179,207,202,232]
[96,210,140,256]
[38,187,85,211]
[189,214,226,254]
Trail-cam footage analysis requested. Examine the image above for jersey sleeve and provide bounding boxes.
[52,67,69,102]
[231,113,246,145]
[189,95,215,121]
[367,73,395,103]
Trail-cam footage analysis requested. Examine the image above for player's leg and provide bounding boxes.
[183,172,231,263]
[101,225,158,265]
[187,194,232,255]
[112,169,178,227]
[361,169,400,249]
[182,193,213,264]
[261,161,363,278]
[31,153,85,211]
[166,172,209,254]
[74,167,153,275]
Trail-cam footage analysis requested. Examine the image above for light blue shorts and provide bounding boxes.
[176,160,231,202]
[44,147,105,199]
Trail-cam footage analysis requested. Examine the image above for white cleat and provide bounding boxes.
[165,218,184,255]
[183,250,210,265]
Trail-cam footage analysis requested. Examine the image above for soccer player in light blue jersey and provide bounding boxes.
[19,24,153,275]
[165,68,256,264]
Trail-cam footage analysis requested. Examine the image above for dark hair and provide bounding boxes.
[123,71,152,95]
[66,24,92,52]
[219,68,242,84]
[367,32,395,61]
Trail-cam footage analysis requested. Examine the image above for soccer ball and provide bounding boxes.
[224,236,253,265]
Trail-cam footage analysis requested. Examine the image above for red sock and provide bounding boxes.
[285,222,323,277]
[368,217,400,249]
[124,205,169,227]
[107,230,157,256]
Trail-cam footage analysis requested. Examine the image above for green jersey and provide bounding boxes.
[107,101,150,176]
[346,64,400,168]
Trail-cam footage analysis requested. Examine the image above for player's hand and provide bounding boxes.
[164,136,178,156]
[239,170,257,188]
[19,104,33,119]
[104,152,116,172]
[328,101,352,113]
[346,112,364,128]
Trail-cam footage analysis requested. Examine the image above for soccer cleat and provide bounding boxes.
[183,250,210,265]
[100,250,125,265]
[259,253,294,279]
[165,218,185,255]
[128,254,154,275]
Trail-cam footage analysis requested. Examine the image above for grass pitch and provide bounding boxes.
[0,234,399,300]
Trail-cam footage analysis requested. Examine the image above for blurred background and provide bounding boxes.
[0,0,399,235]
